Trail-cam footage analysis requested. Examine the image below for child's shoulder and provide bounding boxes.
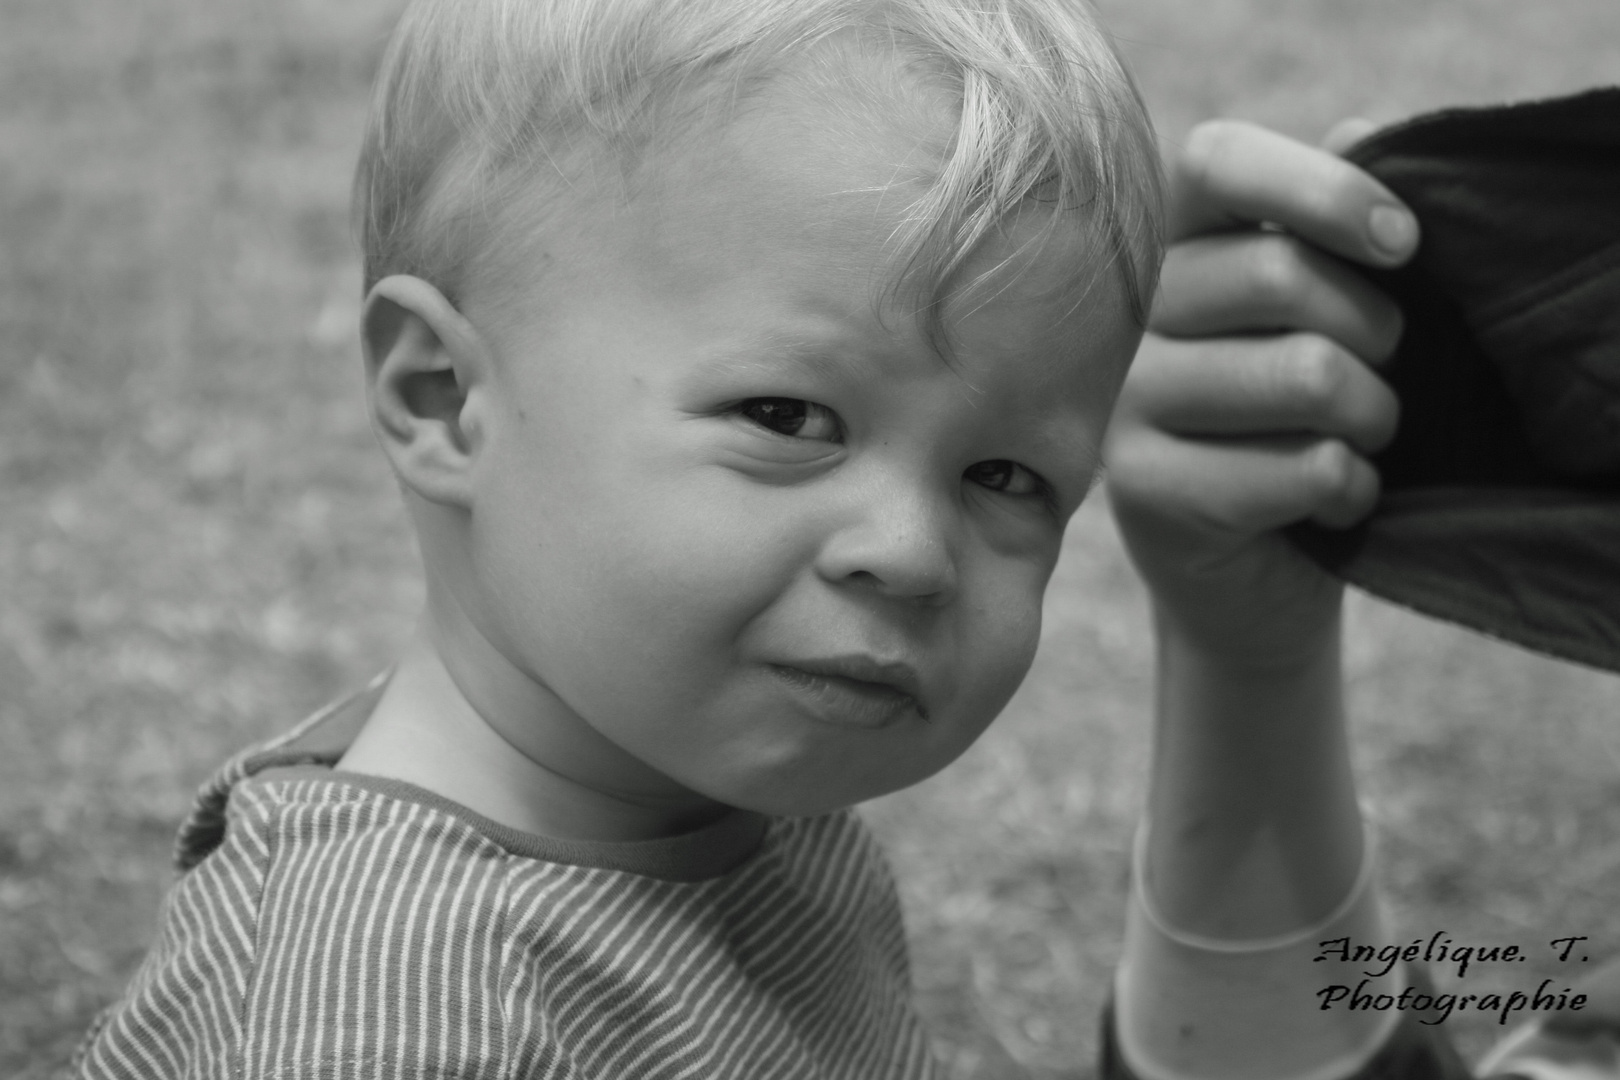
[72,681,932,1080]
[171,671,391,870]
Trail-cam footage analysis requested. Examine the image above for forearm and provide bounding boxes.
[1144,604,1364,939]
[1112,608,1400,1080]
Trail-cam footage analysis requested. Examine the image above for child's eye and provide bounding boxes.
[964,459,1046,498]
[737,398,842,441]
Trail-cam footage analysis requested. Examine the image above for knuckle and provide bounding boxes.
[1344,369,1401,454]
[1245,235,1307,308]
[1297,169,1358,231]
[1305,439,1357,499]
[1294,147,1374,235]
[1374,301,1407,359]
[1278,335,1345,410]
[1103,431,1168,494]
[1178,119,1246,187]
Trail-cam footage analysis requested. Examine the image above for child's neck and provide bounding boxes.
[337,625,731,843]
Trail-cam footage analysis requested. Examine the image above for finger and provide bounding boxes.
[1308,441,1381,528]
[1120,333,1400,454]
[1151,232,1405,364]
[1168,119,1420,267]
[1321,117,1378,156]
[1107,427,1382,536]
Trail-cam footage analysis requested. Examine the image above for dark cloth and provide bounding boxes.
[1289,87,1620,672]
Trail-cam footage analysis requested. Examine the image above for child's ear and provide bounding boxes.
[361,275,492,509]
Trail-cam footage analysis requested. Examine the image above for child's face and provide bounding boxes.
[455,66,1141,817]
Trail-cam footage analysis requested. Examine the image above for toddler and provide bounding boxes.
[72,0,1161,1075]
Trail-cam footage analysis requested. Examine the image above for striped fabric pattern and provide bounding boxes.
[72,760,938,1078]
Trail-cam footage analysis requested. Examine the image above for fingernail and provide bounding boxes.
[1368,204,1417,257]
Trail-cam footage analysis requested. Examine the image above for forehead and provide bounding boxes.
[634,61,1115,320]
[468,39,1136,395]
[627,51,952,286]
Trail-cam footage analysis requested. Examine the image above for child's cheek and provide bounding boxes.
[960,557,1050,711]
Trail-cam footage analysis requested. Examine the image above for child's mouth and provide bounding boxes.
[767,660,927,729]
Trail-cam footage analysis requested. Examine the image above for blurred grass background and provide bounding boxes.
[2,0,1619,1075]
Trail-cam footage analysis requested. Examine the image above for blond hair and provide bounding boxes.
[354,0,1163,324]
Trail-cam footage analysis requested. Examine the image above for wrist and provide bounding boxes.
[1153,600,1343,682]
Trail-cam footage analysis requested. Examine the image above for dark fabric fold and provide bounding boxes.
[1288,86,1620,672]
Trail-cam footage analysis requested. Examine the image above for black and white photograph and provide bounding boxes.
[3,0,1619,1076]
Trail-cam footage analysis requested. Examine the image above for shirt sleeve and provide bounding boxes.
[1100,963,1472,1080]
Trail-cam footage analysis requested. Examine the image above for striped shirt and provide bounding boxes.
[72,680,939,1079]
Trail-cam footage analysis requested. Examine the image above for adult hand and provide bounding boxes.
[1105,119,1417,671]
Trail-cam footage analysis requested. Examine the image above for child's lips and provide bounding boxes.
[767,656,928,728]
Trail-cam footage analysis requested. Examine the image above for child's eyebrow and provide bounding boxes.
[701,327,884,383]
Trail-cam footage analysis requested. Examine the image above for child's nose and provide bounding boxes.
[814,483,958,604]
